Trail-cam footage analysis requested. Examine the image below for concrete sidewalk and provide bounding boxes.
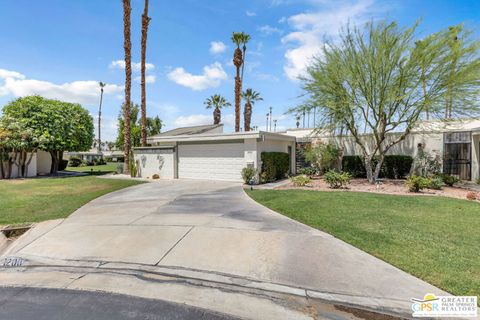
[0,179,446,319]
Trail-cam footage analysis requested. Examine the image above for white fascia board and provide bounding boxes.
[148,131,296,144]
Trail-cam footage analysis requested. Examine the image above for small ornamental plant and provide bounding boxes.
[324,170,351,189]
[406,175,430,193]
[290,175,312,187]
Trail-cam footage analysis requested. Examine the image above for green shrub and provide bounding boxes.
[342,155,413,179]
[382,155,413,179]
[405,175,430,192]
[297,167,316,177]
[324,170,351,189]
[260,152,290,182]
[68,156,82,167]
[290,175,312,187]
[241,167,257,184]
[152,173,160,179]
[341,156,366,178]
[476,177,480,185]
[105,157,113,162]
[428,177,444,190]
[96,158,106,165]
[439,173,460,187]
[58,159,69,171]
[304,142,341,174]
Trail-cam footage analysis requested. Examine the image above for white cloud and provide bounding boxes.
[281,0,378,80]
[109,60,155,72]
[174,114,212,127]
[209,41,227,54]
[0,68,123,105]
[258,25,283,36]
[167,62,228,91]
[246,11,257,17]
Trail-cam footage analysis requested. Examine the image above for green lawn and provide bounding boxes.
[66,162,120,175]
[0,176,143,225]
[247,189,480,297]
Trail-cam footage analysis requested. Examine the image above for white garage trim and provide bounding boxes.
[178,142,245,182]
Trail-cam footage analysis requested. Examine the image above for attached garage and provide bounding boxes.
[133,124,296,182]
[178,143,244,181]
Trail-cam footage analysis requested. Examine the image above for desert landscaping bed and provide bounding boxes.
[277,177,480,201]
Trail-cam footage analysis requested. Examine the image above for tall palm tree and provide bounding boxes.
[204,94,231,125]
[140,0,151,147]
[241,89,262,132]
[98,82,106,154]
[123,0,132,174]
[231,32,244,132]
[240,33,251,83]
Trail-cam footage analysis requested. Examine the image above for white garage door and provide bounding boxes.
[178,143,245,181]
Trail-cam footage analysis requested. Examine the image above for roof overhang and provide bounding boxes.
[147,131,296,144]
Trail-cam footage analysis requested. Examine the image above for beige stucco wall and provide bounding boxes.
[134,149,174,179]
[1,152,37,179]
[472,134,480,181]
[313,132,444,160]
[257,138,296,175]
[36,150,52,175]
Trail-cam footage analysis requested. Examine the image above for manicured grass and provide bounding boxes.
[247,189,480,297]
[0,176,143,225]
[66,162,119,175]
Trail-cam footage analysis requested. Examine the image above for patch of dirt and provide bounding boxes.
[277,178,480,201]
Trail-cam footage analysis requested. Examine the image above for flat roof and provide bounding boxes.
[149,124,223,138]
[147,131,296,144]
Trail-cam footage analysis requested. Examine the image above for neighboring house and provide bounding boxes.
[0,150,51,179]
[133,124,296,182]
[64,148,103,163]
[284,118,480,182]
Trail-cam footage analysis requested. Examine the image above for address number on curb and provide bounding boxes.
[2,257,25,267]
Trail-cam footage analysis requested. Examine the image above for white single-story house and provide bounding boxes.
[283,118,480,182]
[133,124,296,182]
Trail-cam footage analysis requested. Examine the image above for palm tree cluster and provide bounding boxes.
[122,0,151,174]
[204,32,263,132]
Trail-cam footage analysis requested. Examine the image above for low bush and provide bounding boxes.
[439,173,460,187]
[68,156,82,167]
[405,175,430,192]
[324,170,351,189]
[105,157,113,162]
[476,177,480,185]
[152,173,160,179]
[241,167,257,184]
[86,160,94,166]
[342,155,413,179]
[341,156,366,178]
[297,167,317,177]
[304,142,341,174]
[466,191,478,201]
[260,152,290,182]
[116,163,124,174]
[96,158,106,165]
[290,175,312,187]
[428,177,444,190]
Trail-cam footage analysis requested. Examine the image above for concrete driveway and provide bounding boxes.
[0,179,445,319]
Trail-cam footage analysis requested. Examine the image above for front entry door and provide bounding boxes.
[443,132,472,180]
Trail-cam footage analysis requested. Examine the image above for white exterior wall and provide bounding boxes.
[1,153,37,179]
[134,149,174,179]
[472,134,480,181]
[257,138,296,175]
[313,132,443,160]
[36,150,51,175]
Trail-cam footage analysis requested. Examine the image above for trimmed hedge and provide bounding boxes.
[261,152,290,182]
[342,155,413,179]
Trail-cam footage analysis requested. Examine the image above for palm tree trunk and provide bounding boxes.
[233,48,243,132]
[140,0,151,147]
[123,0,132,174]
[213,107,221,125]
[244,102,252,131]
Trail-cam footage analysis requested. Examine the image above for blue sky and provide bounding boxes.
[0,0,479,141]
